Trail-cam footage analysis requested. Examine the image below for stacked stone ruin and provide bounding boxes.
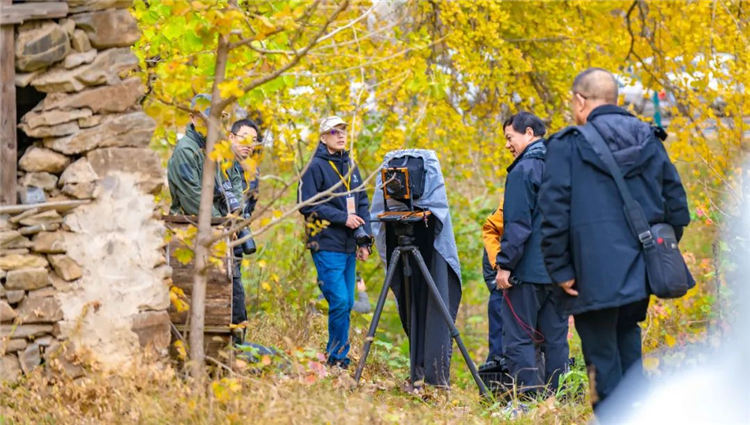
[1,1,170,382]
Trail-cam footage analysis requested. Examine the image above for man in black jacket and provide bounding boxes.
[539,68,690,412]
[495,112,569,397]
[298,116,372,368]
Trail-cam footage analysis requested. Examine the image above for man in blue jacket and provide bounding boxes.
[298,116,372,369]
[495,112,569,397]
[539,68,690,412]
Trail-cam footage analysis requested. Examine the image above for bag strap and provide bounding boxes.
[578,123,656,249]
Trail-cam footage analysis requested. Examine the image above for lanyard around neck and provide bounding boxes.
[328,160,351,192]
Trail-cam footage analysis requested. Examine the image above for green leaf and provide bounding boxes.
[175,248,194,265]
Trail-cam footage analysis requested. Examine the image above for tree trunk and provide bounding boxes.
[189,30,231,389]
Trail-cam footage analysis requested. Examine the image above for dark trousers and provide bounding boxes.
[488,288,504,361]
[501,283,569,394]
[574,298,649,411]
[231,257,247,324]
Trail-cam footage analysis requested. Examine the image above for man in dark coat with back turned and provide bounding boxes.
[538,68,690,413]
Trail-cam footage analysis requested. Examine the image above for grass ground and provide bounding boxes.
[0,306,593,424]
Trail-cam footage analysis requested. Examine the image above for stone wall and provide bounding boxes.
[0,2,169,382]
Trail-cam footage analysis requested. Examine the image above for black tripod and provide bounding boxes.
[353,216,489,398]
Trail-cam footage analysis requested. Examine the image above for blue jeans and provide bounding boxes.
[311,250,356,362]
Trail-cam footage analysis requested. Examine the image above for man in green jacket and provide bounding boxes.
[167,94,243,217]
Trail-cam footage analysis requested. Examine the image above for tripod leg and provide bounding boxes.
[411,250,490,398]
[401,250,417,385]
[353,248,402,383]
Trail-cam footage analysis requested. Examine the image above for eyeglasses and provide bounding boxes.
[327,128,347,136]
[231,133,259,145]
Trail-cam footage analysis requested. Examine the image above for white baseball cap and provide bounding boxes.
[319,116,348,134]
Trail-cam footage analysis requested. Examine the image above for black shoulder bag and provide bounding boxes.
[578,123,693,299]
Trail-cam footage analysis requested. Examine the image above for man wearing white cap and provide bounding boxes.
[298,116,373,369]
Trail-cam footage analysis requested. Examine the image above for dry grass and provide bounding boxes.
[0,309,592,424]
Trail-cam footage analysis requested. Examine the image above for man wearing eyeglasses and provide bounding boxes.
[225,118,262,327]
[298,115,372,369]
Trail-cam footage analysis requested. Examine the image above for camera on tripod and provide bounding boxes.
[377,156,427,223]
[356,150,488,397]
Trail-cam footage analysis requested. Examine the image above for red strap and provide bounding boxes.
[502,290,546,344]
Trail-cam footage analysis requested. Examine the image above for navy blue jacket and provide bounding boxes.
[298,143,372,253]
[539,105,690,315]
[496,139,552,284]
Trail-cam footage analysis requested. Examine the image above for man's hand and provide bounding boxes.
[357,246,370,262]
[345,214,365,229]
[495,268,512,290]
[559,279,578,296]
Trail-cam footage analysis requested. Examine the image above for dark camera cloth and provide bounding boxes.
[298,143,372,253]
[539,105,691,316]
[371,149,462,388]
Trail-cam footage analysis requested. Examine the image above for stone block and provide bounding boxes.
[48,255,83,281]
[50,272,74,292]
[32,231,69,254]
[63,49,97,69]
[0,230,23,248]
[87,148,164,194]
[5,268,51,291]
[39,78,143,114]
[45,112,155,155]
[1,338,27,353]
[19,223,60,236]
[0,254,48,270]
[31,48,138,93]
[0,355,21,382]
[0,324,53,339]
[28,287,57,299]
[44,340,85,379]
[0,300,17,322]
[19,210,63,227]
[70,29,92,53]
[21,107,92,129]
[74,8,140,49]
[19,343,41,374]
[59,158,99,185]
[61,183,97,200]
[6,290,25,304]
[16,296,63,323]
[18,147,70,174]
[20,172,58,191]
[15,22,71,72]
[19,121,79,138]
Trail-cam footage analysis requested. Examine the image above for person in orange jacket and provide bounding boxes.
[481,206,505,367]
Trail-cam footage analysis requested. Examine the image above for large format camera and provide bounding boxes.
[379,156,426,216]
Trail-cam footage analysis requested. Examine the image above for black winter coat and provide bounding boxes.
[298,143,372,253]
[496,139,552,284]
[539,105,690,315]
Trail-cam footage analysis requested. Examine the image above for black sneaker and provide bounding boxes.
[326,357,351,369]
